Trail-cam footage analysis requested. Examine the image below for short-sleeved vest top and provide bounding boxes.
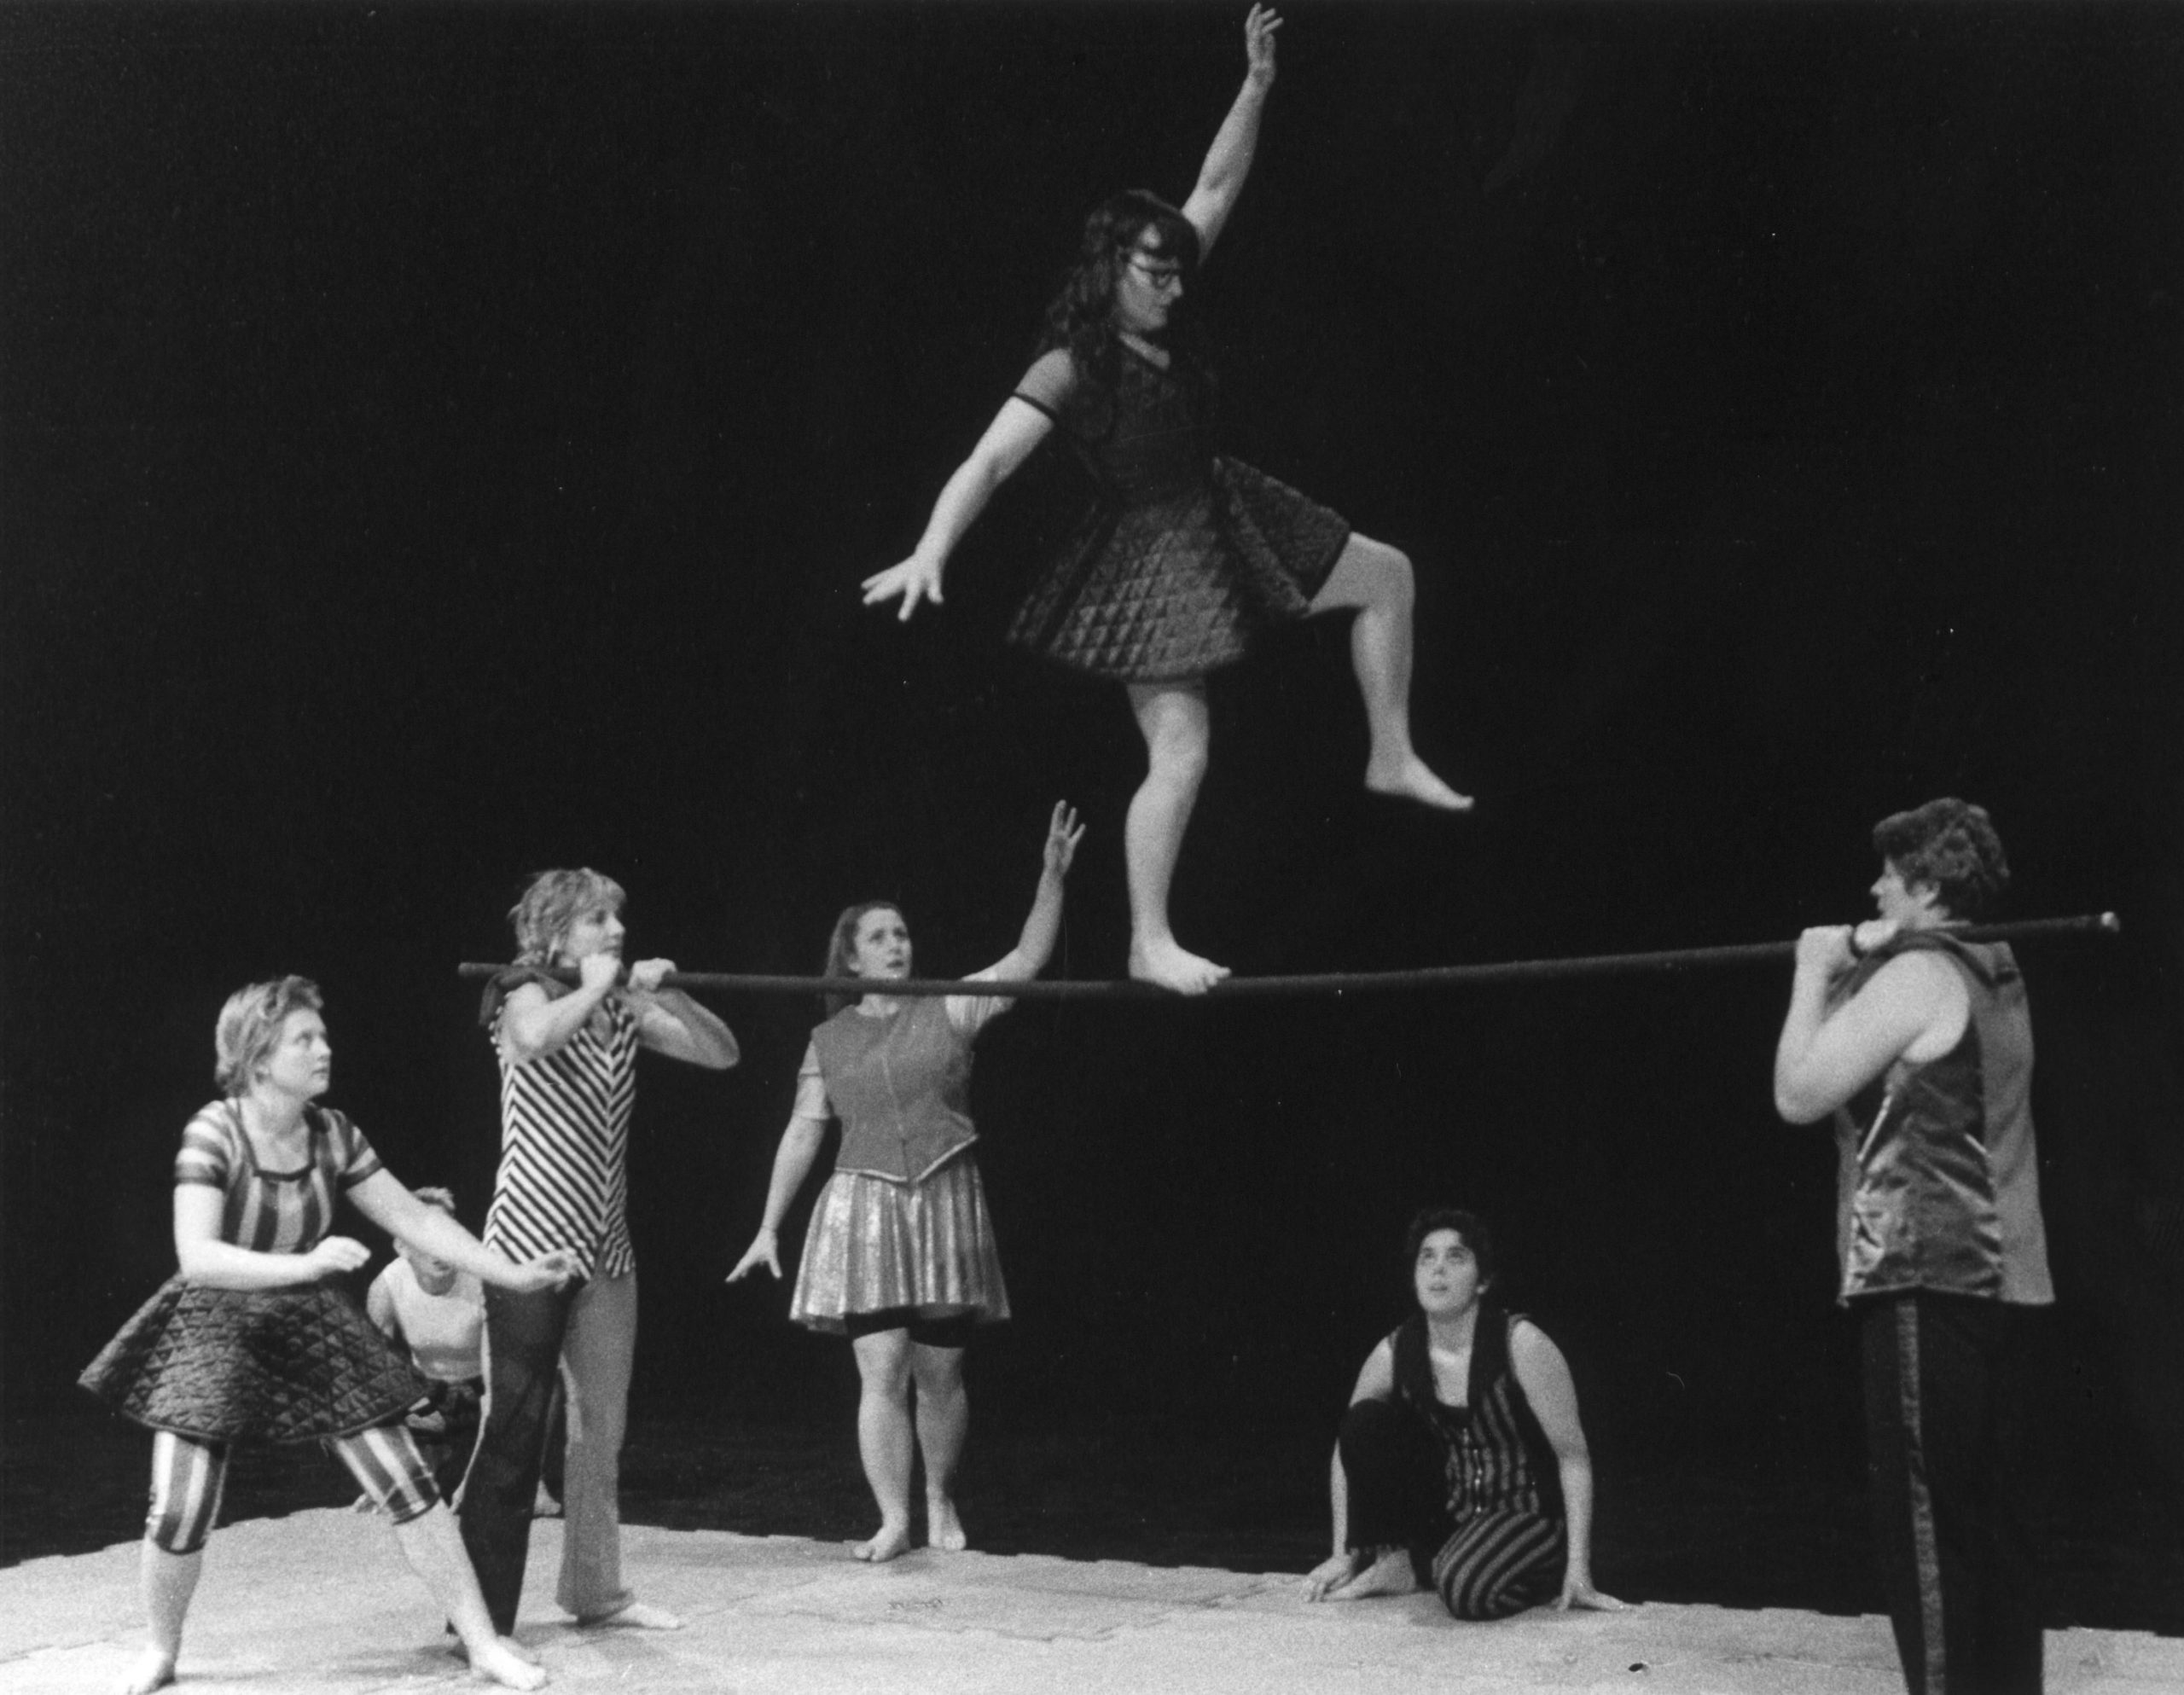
[809,996,980,1185]
[1831,929,2053,1305]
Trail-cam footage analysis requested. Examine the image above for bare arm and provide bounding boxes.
[366,1268,400,1338]
[174,1182,369,1291]
[1181,6,1281,259]
[979,804,1086,984]
[348,1170,578,1294]
[725,1115,831,1283]
[862,399,1054,621]
[497,954,621,1065]
[624,959,740,1070]
[1302,1338,1395,1599]
[1509,1321,1624,1611]
[1773,930,1966,1123]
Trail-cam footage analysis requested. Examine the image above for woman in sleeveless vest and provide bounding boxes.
[860,6,1468,998]
[1301,1209,1623,1619]
[729,803,1083,1563]
[80,978,578,1694]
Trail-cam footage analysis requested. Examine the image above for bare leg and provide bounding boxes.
[121,1544,199,1695]
[850,1329,915,1563]
[391,1506,546,1689]
[909,1343,969,1551]
[1309,537,1471,810]
[1124,680,1229,994]
[1327,1544,1424,1601]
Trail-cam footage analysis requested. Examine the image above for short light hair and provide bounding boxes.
[214,977,325,1096]
[1873,798,2010,920]
[508,868,626,966]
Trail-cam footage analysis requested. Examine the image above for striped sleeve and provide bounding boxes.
[320,1108,386,1189]
[173,1104,235,1189]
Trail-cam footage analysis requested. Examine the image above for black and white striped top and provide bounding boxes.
[482,970,638,1280]
[176,1099,382,1252]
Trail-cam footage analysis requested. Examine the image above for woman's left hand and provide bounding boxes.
[1554,1573,1629,1611]
[1043,801,1086,879]
[1244,5,1282,88]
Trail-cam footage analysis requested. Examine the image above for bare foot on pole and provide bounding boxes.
[853,1524,915,1564]
[463,1636,548,1689]
[927,1495,967,1553]
[119,1648,177,1695]
[1327,1546,1422,1601]
[1365,754,1473,811]
[1130,936,1231,996]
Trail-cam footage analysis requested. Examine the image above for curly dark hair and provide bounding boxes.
[1038,189,1209,438]
[1403,1206,1498,1294]
[1872,798,2010,920]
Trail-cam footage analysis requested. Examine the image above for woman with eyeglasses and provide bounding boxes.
[863,4,1468,998]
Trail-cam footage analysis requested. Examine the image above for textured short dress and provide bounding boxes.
[79,1101,427,1444]
[1007,344,1351,682]
[787,990,1011,1335]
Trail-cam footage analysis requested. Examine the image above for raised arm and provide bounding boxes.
[624,958,741,1070]
[1181,6,1281,259]
[497,952,621,1065]
[1508,1321,1624,1611]
[348,1170,578,1294]
[863,398,1054,621]
[980,803,1086,983]
[1773,929,1966,1123]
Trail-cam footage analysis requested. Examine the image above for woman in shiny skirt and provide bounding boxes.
[729,804,1083,1562]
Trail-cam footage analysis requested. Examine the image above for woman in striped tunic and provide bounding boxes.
[1300,1209,1624,1618]
[728,802,1083,1563]
[80,977,577,1694]
[462,870,740,1638]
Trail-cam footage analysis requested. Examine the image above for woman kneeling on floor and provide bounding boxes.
[1302,1208,1625,1618]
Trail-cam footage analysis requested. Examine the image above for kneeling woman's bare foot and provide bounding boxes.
[926,1496,967,1553]
[1328,1547,1421,1601]
[575,1600,682,1631]
[1129,937,1230,997]
[1365,754,1472,812]
[464,1635,548,1690]
[119,1646,177,1695]
[852,1524,914,1564]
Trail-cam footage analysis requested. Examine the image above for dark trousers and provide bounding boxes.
[1859,1291,2045,1695]
[1339,1398,1565,1620]
[459,1273,636,1634]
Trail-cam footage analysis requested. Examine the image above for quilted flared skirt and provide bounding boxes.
[79,1275,429,1444]
[789,1155,1010,1335]
[1007,456,1350,682]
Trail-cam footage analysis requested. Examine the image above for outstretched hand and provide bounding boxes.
[724,1229,781,1285]
[862,552,945,621]
[1043,801,1086,879]
[1244,5,1282,88]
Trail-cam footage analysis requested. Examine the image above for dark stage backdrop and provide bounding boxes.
[4,0,2181,1603]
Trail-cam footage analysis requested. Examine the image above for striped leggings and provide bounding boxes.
[145,1425,439,1555]
[1339,1397,1565,1619]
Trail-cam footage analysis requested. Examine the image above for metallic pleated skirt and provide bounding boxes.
[789,1154,1010,1334]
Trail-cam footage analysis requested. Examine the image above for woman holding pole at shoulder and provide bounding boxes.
[728,802,1083,1563]
[862,5,1467,998]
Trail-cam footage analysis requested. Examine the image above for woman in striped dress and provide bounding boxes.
[1300,1209,1624,1618]
[80,977,577,1694]
[728,802,1083,1563]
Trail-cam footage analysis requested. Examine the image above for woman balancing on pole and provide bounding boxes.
[80,978,578,1694]
[862,5,1467,997]
[727,803,1083,1562]
[1301,1209,1623,1619]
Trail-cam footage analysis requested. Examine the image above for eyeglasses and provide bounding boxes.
[1124,253,1185,293]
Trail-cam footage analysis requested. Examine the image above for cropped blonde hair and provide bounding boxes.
[508,868,626,966]
[213,977,324,1096]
